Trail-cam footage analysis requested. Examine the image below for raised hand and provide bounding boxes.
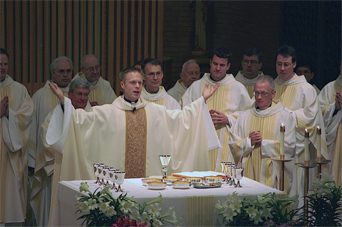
[202,83,219,102]
[0,96,9,117]
[49,81,65,103]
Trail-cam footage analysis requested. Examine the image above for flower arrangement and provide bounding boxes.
[216,192,297,226]
[76,182,177,227]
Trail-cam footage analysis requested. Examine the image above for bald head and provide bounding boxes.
[180,59,200,87]
[80,54,101,83]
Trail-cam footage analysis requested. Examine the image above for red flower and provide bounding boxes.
[112,216,147,227]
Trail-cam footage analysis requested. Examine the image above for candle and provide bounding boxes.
[304,129,310,162]
[316,126,322,159]
[280,123,285,157]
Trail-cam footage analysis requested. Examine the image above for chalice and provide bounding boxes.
[159,154,171,180]
[114,171,125,192]
[234,167,244,187]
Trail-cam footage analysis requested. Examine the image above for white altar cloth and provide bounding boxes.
[55,177,282,226]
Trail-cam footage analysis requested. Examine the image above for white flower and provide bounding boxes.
[102,204,117,217]
[79,182,90,193]
[87,198,98,210]
[78,201,90,212]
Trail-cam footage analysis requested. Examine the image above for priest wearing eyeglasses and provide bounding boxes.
[227,75,296,195]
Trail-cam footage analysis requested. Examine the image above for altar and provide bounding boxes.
[53,176,282,226]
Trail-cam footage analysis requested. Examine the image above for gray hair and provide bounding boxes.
[181,59,199,74]
[69,77,90,93]
[255,75,275,90]
[50,56,73,74]
[80,54,98,69]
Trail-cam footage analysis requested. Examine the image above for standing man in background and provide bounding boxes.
[235,48,264,98]
[295,63,320,94]
[318,61,342,185]
[74,54,117,106]
[141,58,181,110]
[273,45,327,196]
[28,56,73,226]
[182,47,252,170]
[168,59,201,104]
[0,48,33,225]
[227,75,296,194]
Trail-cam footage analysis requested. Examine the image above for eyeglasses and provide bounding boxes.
[243,60,259,65]
[85,65,100,72]
[55,69,72,74]
[254,91,271,97]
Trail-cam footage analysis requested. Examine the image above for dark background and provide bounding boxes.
[163,1,341,90]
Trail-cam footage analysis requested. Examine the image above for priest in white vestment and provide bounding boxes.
[40,78,92,226]
[27,56,73,227]
[182,47,252,170]
[318,63,342,185]
[0,49,33,224]
[168,59,201,103]
[273,45,328,197]
[235,47,264,98]
[227,75,296,194]
[141,58,180,110]
[46,67,220,226]
[73,54,117,106]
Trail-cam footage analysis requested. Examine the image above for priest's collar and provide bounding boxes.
[116,96,146,111]
[88,79,98,87]
[209,74,225,82]
[123,96,138,104]
[255,103,272,111]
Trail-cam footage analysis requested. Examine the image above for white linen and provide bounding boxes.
[55,177,282,226]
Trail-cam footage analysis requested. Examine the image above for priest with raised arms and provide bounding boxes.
[46,67,220,183]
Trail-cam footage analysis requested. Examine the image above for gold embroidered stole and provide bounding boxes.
[206,85,232,169]
[245,113,276,186]
[125,108,147,178]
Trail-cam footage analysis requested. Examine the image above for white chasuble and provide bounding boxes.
[73,73,117,105]
[235,71,264,98]
[227,102,296,193]
[46,95,220,181]
[141,86,181,110]
[0,75,33,223]
[318,75,342,185]
[167,80,187,103]
[182,73,252,170]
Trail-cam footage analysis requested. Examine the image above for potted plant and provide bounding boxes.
[76,182,177,226]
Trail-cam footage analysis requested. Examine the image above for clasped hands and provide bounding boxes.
[249,131,262,147]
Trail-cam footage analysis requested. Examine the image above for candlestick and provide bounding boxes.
[316,126,322,159]
[280,123,285,157]
[304,129,310,163]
